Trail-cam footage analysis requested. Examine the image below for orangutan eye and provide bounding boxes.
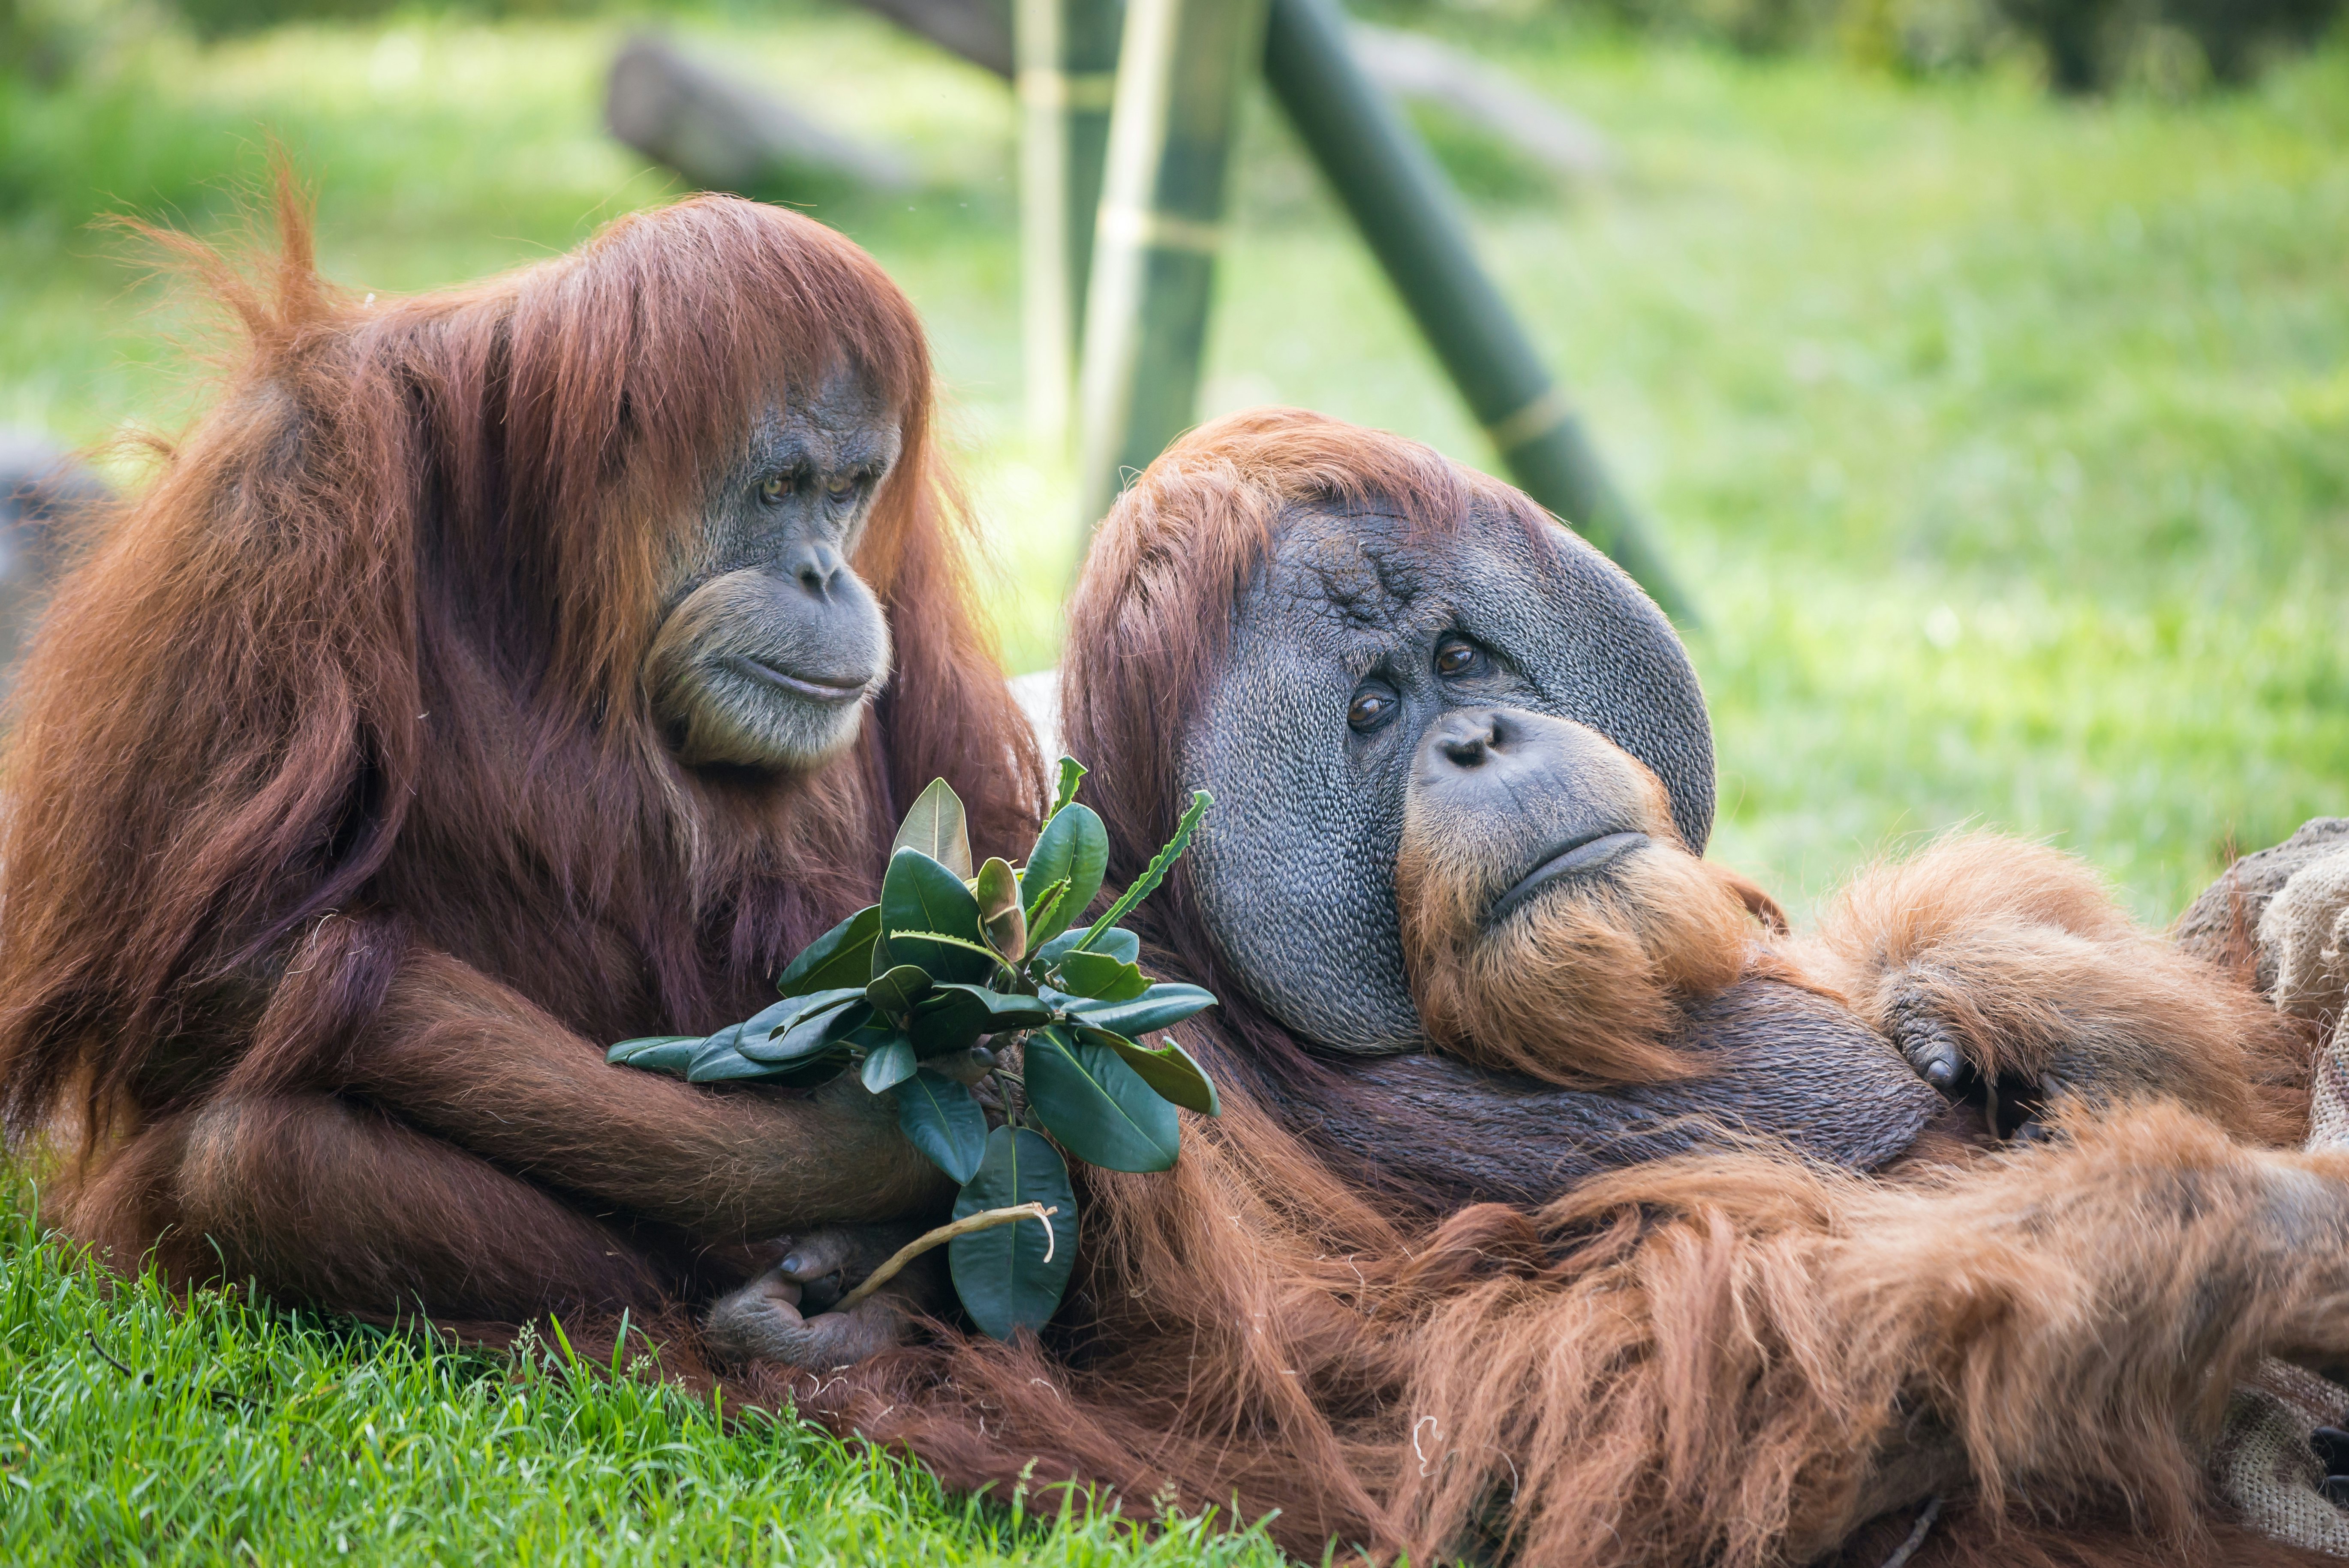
[1347,685,1398,734]
[757,472,794,505]
[1434,637,1484,679]
[825,473,858,499]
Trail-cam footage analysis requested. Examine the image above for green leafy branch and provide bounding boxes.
[607,760,1221,1340]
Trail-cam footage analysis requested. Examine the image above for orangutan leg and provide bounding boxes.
[47,1114,216,1282]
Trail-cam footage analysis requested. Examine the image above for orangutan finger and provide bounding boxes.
[778,1229,859,1284]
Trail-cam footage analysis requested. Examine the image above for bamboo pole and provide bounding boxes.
[1259,0,1693,621]
[1017,0,1125,441]
[1073,0,1268,529]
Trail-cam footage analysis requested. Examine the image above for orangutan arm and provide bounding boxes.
[1793,833,2303,1141]
[347,948,953,1244]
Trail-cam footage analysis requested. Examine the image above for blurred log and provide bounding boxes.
[0,431,109,675]
[1017,0,1123,438]
[1347,24,1610,180]
[834,0,1608,180]
[605,34,913,197]
[857,0,1016,76]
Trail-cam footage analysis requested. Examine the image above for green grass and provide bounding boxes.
[0,1176,1285,1564]
[2,6,2345,1559]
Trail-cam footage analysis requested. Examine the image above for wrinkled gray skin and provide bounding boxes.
[1182,501,1943,1202]
[1185,502,1714,1054]
[646,369,901,770]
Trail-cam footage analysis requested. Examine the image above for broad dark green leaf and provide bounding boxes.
[742,997,873,1063]
[687,1023,772,1083]
[1022,804,1106,947]
[866,964,935,1018]
[880,849,992,983]
[776,906,881,998]
[949,1127,1079,1340]
[905,991,984,1059]
[1025,1025,1180,1173]
[861,1034,919,1093]
[606,1036,701,1078]
[893,778,973,879]
[906,984,1052,1057]
[842,1011,900,1050]
[1062,982,1219,1037]
[1032,924,1139,970]
[773,986,867,1031]
[1076,1026,1221,1116]
[1052,950,1149,1002]
[733,997,800,1039]
[896,1067,988,1183]
[755,1048,852,1089]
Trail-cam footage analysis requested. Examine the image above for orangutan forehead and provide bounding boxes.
[709,369,902,503]
[1258,505,1479,637]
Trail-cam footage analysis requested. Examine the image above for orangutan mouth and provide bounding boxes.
[1488,831,1651,922]
[733,657,872,705]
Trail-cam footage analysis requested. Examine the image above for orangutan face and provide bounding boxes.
[1179,497,1751,1082]
[645,366,902,771]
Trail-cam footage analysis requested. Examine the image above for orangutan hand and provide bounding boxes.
[1877,978,2061,1140]
[701,1222,945,1370]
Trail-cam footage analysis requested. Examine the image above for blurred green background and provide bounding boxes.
[8,0,2345,929]
[1,1,2344,1559]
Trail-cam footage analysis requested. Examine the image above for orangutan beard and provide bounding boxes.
[1396,829,1772,1090]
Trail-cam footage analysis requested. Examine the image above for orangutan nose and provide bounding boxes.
[1411,707,1652,824]
[1429,709,1509,770]
[782,540,846,598]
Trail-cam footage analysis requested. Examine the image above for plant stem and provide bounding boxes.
[831,1203,1059,1314]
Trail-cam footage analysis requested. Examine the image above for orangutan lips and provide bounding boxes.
[1488,830,1650,924]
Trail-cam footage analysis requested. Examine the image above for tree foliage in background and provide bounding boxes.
[4,0,2342,107]
[1540,0,2343,87]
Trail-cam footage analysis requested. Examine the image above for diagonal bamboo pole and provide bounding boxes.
[1260,0,1692,620]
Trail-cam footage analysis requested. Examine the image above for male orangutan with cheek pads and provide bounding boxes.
[813,409,2343,1568]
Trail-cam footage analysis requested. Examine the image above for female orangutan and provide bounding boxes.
[0,183,1041,1364]
[737,409,2349,1568]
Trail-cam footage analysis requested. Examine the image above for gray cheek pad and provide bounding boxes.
[1179,503,1714,1055]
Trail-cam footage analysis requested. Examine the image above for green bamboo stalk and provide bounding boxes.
[1073,0,1268,530]
[1017,0,1125,441]
[1260,0,1692,621]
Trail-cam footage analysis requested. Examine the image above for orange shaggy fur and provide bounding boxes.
[712,412,2335,1568]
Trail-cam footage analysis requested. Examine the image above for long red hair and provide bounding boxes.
[0,181,1042,1153]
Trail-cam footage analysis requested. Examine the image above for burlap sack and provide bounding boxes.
[2215,841,2349,1554]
